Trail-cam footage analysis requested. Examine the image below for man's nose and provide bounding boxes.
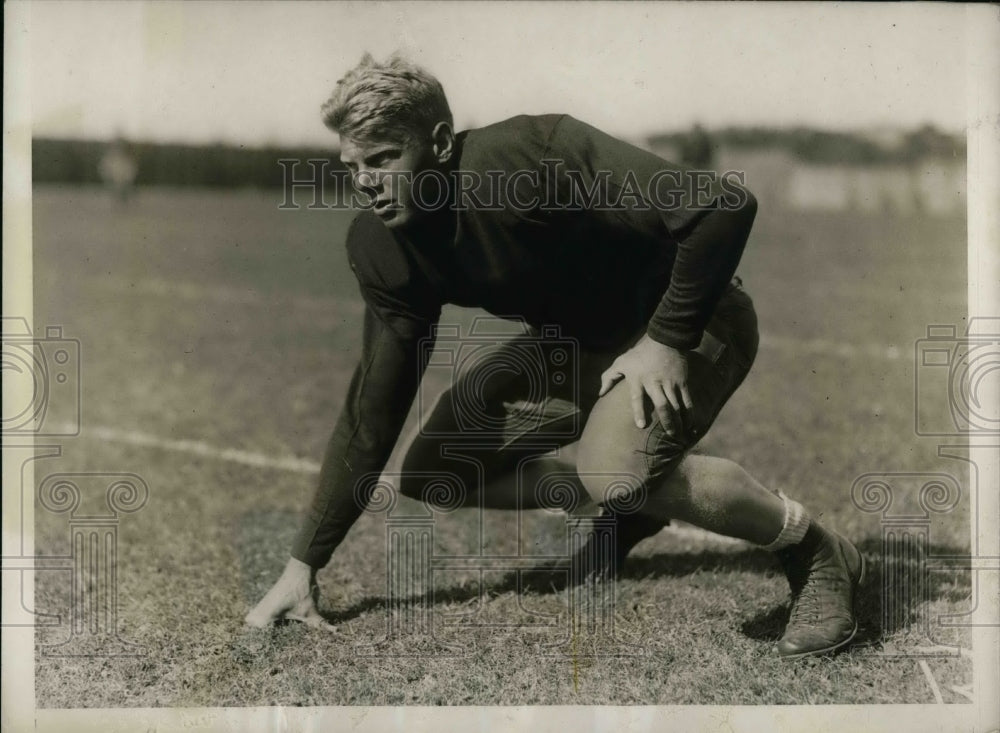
[354,169,381,195]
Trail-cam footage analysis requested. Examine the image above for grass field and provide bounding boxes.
[29,183,974,707]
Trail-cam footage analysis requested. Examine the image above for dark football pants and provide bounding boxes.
[396,281,760,510]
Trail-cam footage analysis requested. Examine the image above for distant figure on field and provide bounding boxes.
[680,123,714,168]
[99,136,138,204]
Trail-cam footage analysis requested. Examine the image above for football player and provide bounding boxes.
[246,54,864,659]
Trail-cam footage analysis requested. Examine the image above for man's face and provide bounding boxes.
[340,135,437,230]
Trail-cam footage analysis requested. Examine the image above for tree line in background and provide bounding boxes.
[32,138,347,188]
[33,124,965,188]
[649,124,965,165]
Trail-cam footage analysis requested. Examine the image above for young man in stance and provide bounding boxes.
[246,54,865,659]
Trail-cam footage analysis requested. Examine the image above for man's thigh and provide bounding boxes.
[399,332,602,497]
[575,284,760,505]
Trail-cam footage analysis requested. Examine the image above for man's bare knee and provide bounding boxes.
[574,441,644,506]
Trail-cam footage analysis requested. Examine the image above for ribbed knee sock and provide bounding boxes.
[759,491,810,551]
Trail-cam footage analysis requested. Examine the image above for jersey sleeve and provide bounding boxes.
[547,115,757,351]
[291,213,442,568]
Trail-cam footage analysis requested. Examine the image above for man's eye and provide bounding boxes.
[370,151,397,167]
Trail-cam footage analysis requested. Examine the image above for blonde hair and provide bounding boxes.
[321,53,453,144]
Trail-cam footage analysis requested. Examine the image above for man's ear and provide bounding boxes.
[431,122,455,164]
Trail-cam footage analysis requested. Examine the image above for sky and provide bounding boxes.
[26,1,969,148]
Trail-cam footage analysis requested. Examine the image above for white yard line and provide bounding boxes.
[56,277,912,511]
[759,334,905,362]
[60,422,764,545]
[914,644,975,660]
[949,685,974,702]
[64,423,321,474]
[660,524,746,546]
[93,276,365,315]
[96,275,910,361]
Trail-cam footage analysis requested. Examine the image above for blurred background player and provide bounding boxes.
[98,135,138,204]
[680,123,714,169]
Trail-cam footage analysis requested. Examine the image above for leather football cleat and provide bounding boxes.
[774,523,866,659]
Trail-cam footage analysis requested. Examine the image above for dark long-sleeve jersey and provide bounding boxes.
[291,114,757,567]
